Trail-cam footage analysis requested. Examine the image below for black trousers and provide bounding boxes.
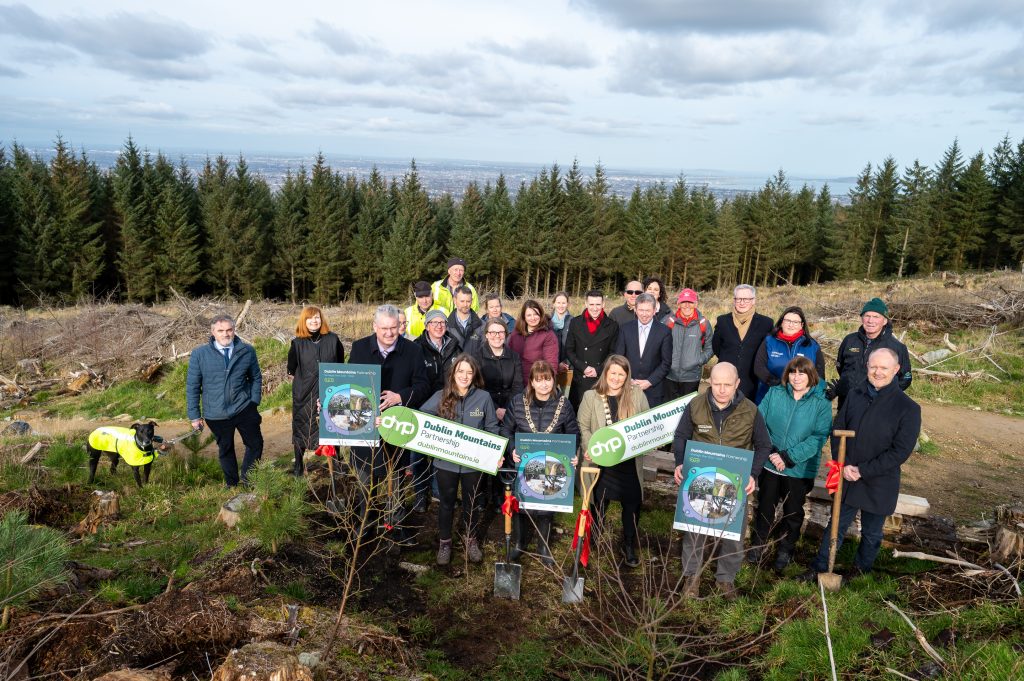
[752,471,815,554]
[591,497,641,549]
[663,379,700,403]
[205,402,264,488]
[435,468,485,541]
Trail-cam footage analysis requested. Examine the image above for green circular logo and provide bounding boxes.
[378,406,419,447]
[588,427,626,466]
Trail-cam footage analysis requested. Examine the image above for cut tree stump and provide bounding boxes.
[993,504,1024,562]
[217,493,258,529]
[93,669,173,681]
[73,489,121,536]
[73,491,121,535]
[211,641,313,681]
[19,441,45,464]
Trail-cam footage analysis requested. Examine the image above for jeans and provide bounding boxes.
[205,402,263,487]
[811,502,887,573]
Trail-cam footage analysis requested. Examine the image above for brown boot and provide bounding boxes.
[716,580,738,601]
[682,575,700,598]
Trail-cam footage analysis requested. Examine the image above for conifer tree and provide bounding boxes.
[306,153,349,302]
[273,167,309,303]
[0,148,18,303]
[995,139,1024,270]
[48,137,104,299]
[928,139,965,271]
[448,181,491,287]
[950,151,992,271]
[11,145,53,298]
[113,137,156,300]
[154,181,201,296]
[486,174,516,295]
[200,155,235,294]
[225,157,274,298]
[890,160,933,278]
[709,198,745,289]
[559,161,589,294]
[381,162,437,299]
[349,167,393,301]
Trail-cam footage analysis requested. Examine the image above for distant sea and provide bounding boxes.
[22,145,856,203]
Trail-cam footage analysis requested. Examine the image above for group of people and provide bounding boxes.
[183,257,920,595]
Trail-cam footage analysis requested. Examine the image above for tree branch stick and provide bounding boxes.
[884,600,945,667]
[891,550,984,570]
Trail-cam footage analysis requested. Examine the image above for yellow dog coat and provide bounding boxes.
[88,427,159,467]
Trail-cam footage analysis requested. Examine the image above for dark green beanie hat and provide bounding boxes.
[861,297,888,317]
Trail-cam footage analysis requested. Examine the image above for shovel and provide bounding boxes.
[819,429,856,592]
[494,467,521,600]
[562,466,601,604]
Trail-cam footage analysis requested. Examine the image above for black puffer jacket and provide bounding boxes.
[415,332,462,395]
[835,322,912,400]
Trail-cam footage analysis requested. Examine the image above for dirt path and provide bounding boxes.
[14,401,1024,523]
[903,402,1024,521]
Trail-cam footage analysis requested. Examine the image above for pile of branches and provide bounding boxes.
[813,279,1024,330]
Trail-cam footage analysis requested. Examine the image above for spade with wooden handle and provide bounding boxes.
[819,429,856,592]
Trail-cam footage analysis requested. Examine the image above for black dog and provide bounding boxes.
[86,422,164,488]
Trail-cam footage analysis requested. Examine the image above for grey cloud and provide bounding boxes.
[484,38,597,68]
[691,114,741,126]
[898,0,1024,31]
[0,63,23,77]
[575,0,834,34]
[0,3,213,80]
[108,99,187,121]
[309,20,379,56]
[274,86,506,119]
[236,34,274,53]
[799,113,873,126]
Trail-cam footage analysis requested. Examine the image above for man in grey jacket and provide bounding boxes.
[186,314,263,488]
[663,288,714,402]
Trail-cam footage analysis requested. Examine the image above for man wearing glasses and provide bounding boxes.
[411,309,461,512]
[609,280,644,326]
[712,284,774,404]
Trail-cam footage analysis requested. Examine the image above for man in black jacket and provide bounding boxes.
[808,347,921,578]
[410,309,461,511]
[565,289,619,409]
[447,286,484,355]
[348,305,431,536]
[614,293,673,406]
[831,297,912,409]
[712,284,773,404]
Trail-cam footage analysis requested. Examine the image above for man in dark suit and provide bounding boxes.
[614,293,672,406]
[712,284,773,404]
[348,304,431,539]
[565,289,619,409]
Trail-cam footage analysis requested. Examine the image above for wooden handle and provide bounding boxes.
[503,490,513,534]
[827,430,855,572]
[577,466,601,538]
[833,429,856,438]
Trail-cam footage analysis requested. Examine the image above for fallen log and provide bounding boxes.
[992,504,1024,563]
[211,641,313,681]
[72,491,120,535]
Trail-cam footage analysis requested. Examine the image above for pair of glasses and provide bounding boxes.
[781,319,802,325]
[625,290,643,295]
[427,321,446,326]
[734,297,755,303]
[487,330,506,336]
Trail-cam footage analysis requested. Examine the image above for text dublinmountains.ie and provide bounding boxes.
[422,420,502,451]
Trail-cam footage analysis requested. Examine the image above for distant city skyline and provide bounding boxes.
[1,1,1021,177]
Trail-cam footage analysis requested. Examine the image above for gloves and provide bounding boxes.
[824,378,840,401]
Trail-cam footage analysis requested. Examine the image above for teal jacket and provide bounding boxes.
[757,381,832,480]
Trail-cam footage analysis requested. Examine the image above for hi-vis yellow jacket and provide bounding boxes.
[88,427,159,466]
[431,278,479,314]
[404,301,446,339]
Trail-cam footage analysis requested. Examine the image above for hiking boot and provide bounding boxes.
[772,549,793,572]
[717,581,738,601]
[436,539,452,566]
[797,568,819,584]
[466,538,483,563]
[745,547,763,565]
[682,575,700,598]
[622,543,640,569]
[411,494,429,514]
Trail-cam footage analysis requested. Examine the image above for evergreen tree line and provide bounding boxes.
[1,135,1022,307]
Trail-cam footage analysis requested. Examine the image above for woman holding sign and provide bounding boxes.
[287,306,345,476]
[420,354,500,566]
[752,355,832,571]
[579,355,649,568]
[502,360,580,567]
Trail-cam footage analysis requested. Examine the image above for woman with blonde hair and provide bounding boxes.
[287,306,345,476]
[578,355,649,567]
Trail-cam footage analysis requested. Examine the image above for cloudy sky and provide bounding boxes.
[1,0,1021,176]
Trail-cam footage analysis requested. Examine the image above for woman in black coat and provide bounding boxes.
[475,318,525,509]
[502,360,580,566]
[287,306,345,476]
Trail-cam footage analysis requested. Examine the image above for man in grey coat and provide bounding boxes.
[663,288,714,402]
[187,314,263,488]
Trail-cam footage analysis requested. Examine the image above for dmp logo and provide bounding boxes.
[381,414,415,435]
[589,436,624,458]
